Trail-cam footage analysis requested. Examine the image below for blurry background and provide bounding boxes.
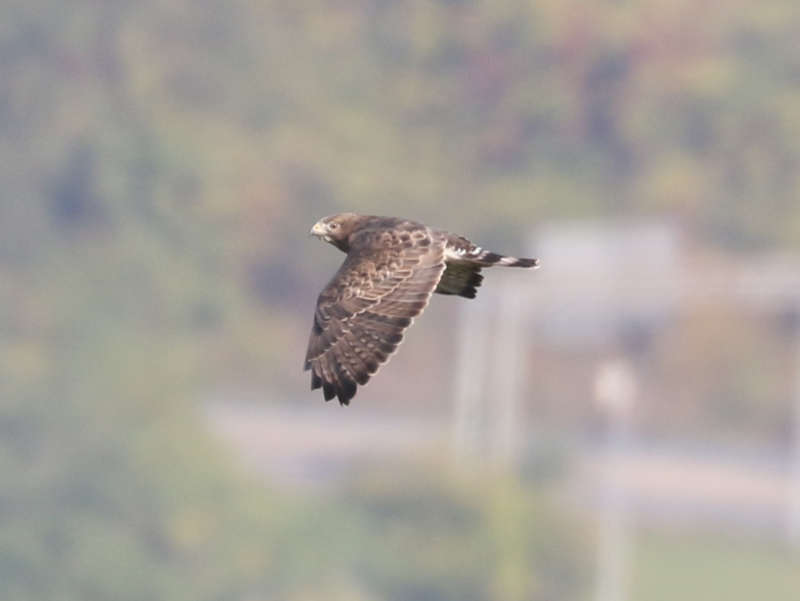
[3,0,800,599]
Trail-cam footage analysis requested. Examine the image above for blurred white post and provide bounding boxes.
[593,359,636,601]
[491,283,523,467]
[789,298,800,549]
[453,298,488,463]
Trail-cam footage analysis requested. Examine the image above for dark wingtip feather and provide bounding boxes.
[337,378,357,406]
[455,270,482,299]
[311,371,322,390]
[322,382,336,401]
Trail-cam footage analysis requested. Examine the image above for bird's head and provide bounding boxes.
[310,213,362,251]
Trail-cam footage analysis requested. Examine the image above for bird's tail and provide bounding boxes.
[444,234,540,268]
[473,251,540,268]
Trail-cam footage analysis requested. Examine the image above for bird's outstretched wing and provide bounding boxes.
[304,224,446,405]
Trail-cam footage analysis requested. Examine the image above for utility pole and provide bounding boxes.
[453,298,489,464]
[789,297,800,549]
[491,282,524,468]
[593,359,636,601]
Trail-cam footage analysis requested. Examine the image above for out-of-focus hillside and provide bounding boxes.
[4,0,800,394]
[3,1,800,599]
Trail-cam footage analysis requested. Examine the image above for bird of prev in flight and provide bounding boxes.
[305,213,539,405]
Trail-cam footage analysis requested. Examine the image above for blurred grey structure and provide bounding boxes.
[452,220,682,465]
[449,220,800,552]
[791,319,800,546]
[453,221,682,601]
[593,359,637,601]
[204,220,800,601]
[531,221,681,348]
[211,222,800,552]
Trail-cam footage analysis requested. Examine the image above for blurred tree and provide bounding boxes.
[2,0,800,597]
[342,466,590,601]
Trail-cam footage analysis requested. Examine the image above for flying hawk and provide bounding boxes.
[305,213,539,405]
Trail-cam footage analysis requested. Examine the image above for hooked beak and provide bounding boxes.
[310,222,326,238]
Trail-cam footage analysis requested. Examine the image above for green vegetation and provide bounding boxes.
[342,468,590,601]
[2,0,799,598]
[634,531,800,601]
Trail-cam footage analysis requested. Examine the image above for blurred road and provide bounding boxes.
[207,402,795,535]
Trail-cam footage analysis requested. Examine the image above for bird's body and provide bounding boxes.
[305,213,538,405]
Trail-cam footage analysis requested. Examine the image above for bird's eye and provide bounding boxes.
[329,223,339,230]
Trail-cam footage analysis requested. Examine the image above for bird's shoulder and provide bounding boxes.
[348,217,433,252]
[319,220,443,305]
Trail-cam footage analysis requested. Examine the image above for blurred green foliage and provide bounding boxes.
[634,531,800,601]
[342,468,589,601]
[4,0,800,389]
[2,0,800,598]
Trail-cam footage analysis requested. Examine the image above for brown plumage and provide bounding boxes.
[305,213,539,405]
